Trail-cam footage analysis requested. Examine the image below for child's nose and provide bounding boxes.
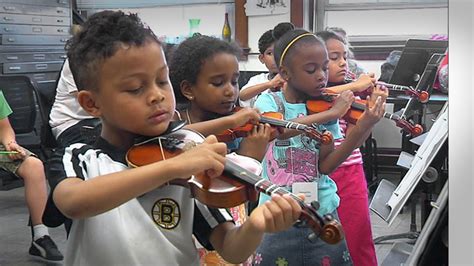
[223,83,236,97]
[148,86,165,104]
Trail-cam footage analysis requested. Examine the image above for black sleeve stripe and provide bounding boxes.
[70,144,94,180]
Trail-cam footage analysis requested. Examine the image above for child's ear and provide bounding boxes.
[180,80,195,101]
[258,54,265,64]
[279,66,290,81]
[77,90,101,117]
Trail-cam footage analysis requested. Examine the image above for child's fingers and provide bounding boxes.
[284,194,302,221]
[204,135,218,144]
[202,137,227,156]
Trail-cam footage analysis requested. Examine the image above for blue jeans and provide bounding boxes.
[254,211,353,266]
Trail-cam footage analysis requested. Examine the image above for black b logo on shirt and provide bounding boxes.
[152,198,180,229]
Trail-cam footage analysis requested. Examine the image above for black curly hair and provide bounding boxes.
[258,29,275,54]
[169,34,242,104]
[66,10,160,91]
[272,22,325,68]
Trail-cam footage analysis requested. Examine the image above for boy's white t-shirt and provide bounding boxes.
[239,72,271,108]
[49,139,234,266]
[49,59,94,138]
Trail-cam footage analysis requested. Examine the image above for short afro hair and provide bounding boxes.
[258,29,275,54]
[66,10,160,91]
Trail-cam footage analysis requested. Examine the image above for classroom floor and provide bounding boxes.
[0,176,421,266]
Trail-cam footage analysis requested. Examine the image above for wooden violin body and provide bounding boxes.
[126,128,344,244]
[127,129,259,209]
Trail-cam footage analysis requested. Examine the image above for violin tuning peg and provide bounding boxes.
[307,233,318,243]
[323,213,334,221]
[310,200,320,210]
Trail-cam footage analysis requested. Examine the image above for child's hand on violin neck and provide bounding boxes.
[358,95,385,128]
[174,135,227,179]
[369,84,389,106]
[353,73,376,92]
[231,107,261,127]
[332,90,354,118]
[247,194,304,233]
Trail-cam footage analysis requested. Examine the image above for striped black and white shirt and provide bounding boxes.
[47,137,233,266]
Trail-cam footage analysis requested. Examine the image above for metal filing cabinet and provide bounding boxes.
[0,0,72,150]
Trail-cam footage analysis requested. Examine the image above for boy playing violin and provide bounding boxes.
[46,11,302,265]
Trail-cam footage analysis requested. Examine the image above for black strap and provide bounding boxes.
[268,92,285,117]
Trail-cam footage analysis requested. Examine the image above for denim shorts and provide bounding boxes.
[254,211,353,266]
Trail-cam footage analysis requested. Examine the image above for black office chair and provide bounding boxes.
[0,75,41,190]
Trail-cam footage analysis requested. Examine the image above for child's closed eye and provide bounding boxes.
[126,87,143,95]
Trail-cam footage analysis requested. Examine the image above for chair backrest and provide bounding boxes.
[0,75,36,134]
[33,74,60,150]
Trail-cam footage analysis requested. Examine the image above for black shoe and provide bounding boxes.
[29,235,64,261]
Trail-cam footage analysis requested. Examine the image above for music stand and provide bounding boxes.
[389,39,448,88]
[370,39,447,245]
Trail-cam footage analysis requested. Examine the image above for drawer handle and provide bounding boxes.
[33,27,42,33]
[3,27,12,32]
[57,28,65,32]
[3,6,16,11]
[33,54,46,60]
[7,37,15,42]
[60,38,68,42]
[32,17,42,22]
[3,16,13,21]
[60,55,67,59]
[6,56,18,60]
[57,9,65,14]
[8,66,21,71]
[36,64,48,70]
[57,19,64,23]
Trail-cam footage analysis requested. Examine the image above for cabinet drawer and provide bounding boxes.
[0,0,70,8]
[0,51,66,63]
[28,71,61,83]
[0,13,70,26]
[0,24,69,35]
[3,60,63,74]
[1,34,70,45]
[0,3,69,17]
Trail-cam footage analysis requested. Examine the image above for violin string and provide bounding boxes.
[158,138,170,187]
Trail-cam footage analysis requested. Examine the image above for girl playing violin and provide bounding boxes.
[169,34,274,265]
[252,24,385,265]
[316,29,389,266]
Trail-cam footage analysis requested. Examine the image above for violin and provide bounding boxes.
[216,110,333,145]
[376,81,430,103]
[307,93,424,136]
[345,76,430,103]
[126,128,344,244]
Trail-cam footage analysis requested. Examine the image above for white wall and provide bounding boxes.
[239,4,292,72]
[102,4,234,43]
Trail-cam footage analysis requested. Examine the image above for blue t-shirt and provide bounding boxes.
[254,91,340,215]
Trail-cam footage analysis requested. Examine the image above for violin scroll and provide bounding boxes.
[395,118,424,136]
[304,127,333,145]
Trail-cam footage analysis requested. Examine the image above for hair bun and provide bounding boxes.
[272,22,295,40]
